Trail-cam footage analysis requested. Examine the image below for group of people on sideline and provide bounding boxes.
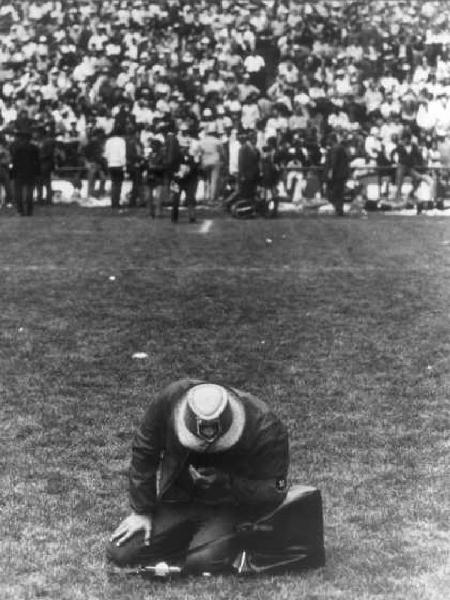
[1,1,450,217]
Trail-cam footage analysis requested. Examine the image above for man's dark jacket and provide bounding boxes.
[394,143,424,170]
[11,139,41,182]
[326,141,350,182]
[238,143,261,182]
[129,379,289,516]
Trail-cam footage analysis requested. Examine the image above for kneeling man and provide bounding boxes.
[107,379,289,574]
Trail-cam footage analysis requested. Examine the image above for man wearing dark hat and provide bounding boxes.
[107,379,289,574]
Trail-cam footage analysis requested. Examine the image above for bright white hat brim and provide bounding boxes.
[174,389,245,452]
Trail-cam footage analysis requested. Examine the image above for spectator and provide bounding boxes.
[36,125,55,205]
[238,130,260,204]
[126,128,146,208]
[325,131,350,217]
[161,122,183,212]
[171,141,200,224]
[392,132,435,213]
[260,143,280,217]
[104,126,127,210]
[11,128,41,217]
[198,122,224,205]
[84,127,107,200]
[146,137,166,218]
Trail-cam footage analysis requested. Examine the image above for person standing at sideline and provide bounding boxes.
[198,123,224,205]
[325,132,350,217]
[171,142,200,223]
[36,125,55,205]
[11,129,41,216]
[104,127,127,210]
[84,127,107,200]
[392,132,435,214]
[238,131,261,204]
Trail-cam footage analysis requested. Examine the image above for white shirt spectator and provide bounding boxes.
[380,98,401,119]
[434,98,450,136]
[346,43,363,62]
[228,132,241,176]
[335,73,353,96]
[244,54,265,73]
[365,129,383,159]
[266,115,288,137]
[1,104,17,124]
[242,29,256,52]
[413,64,431,85]
[364,86,383,113]
[278,61,299,84]
[379,74,399,94]
[435,57,450,82]
[204,76,226,95]
[104,135,127,168]
[88,32,108,52]
[416,103,436,131]
[133,102,154,125]
[41,79,59,101]
[250,9,268,32]
[73,57,95,82]
[241,103,260,130]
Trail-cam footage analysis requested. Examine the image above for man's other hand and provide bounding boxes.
[188,465,228,489]
[110,513,152,547]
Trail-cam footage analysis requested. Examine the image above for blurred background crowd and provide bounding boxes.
[1,0,450,215]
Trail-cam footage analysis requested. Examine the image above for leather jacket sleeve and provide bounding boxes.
[128,380,197,514]
[227,414,290,509]
[129,399,164,514]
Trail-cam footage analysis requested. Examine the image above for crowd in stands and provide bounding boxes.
[1,0,450,215]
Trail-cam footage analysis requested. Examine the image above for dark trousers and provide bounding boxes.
[328,179,346,216]
[106,503,242,574]
[239,179,258,202]
[87,161,106,198]
[171,179,198,223]
[395,165,434,202]
[14,180,35,216]
[128,168,145,207]
[109,167,124,209]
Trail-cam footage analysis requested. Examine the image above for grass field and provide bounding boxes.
[1,205,449,600]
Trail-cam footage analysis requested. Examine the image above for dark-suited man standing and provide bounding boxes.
[238,131,261,203]
[11,129,41,216]
[325,132,350,217]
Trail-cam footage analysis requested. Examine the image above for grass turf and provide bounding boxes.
[1,206,449,600]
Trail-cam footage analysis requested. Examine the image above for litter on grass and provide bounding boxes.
[132,352,149,359]
[109,276,116,281]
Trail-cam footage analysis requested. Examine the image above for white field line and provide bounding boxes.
[199,219,213,233]
[0,265,447,273]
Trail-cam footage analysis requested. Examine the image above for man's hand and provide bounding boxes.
[110,513,152,547]
[188,465,228,490]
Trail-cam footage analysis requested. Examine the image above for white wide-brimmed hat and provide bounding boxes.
[174,384,245,452]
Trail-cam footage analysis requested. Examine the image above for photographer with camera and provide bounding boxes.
[106,380,289,575]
